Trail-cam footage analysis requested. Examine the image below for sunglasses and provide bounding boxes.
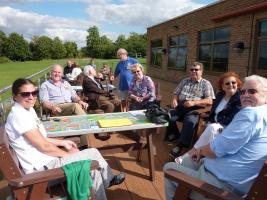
[225,81,237,86]
[132,70,141,74]
[240,89,258,95]
[18,90,39,98]
[190,68,200,72]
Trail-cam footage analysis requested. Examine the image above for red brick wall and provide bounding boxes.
[147,0,267,93]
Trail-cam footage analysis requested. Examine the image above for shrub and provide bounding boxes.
[0,56,11,64]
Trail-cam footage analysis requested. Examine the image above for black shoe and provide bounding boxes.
[169,146,182,158]
[109,172,125,187]
[164,134,178,143]
[94,133,111,141]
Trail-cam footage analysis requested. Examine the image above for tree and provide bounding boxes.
[99,35,116,59]
[64,41,78,58]
[86,26,101,58]
[4,32,31,61]
[30,36,53,60]
[0,31,7,57]
[115,35,127,50]
[51,37,66,59]
[127,32,147,57]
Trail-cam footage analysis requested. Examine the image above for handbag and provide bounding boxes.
[144,104,170,124]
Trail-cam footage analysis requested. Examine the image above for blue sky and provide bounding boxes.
[0,0,217,48]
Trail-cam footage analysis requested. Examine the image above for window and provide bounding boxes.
[168,35,187,69]
[198,27,230,72]
[257,20,267,70]
[150,39,163,67]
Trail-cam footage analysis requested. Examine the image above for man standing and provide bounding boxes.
[39,64,88,116]
[164,75,267,200]
[167,62,215,157]
[114,48,138,111]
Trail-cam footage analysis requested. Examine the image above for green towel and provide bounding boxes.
[62,160,93,200]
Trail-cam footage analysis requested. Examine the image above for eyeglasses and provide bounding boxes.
[225,81,237,86]
[190,68,200,72]
[132,70,141,74]
[240,89,258,95]
[18,90,39,98]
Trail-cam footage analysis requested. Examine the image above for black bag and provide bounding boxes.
[144,104,170,124]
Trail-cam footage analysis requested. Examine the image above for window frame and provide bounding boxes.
[150,39,163,68]
[198,27,231,72]
[167,34,188,70]
[256,19,267,72]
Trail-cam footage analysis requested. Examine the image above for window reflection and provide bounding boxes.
[257,20,267,70]
[151,39,163,67]
[199,27,230,72]
[258,41,267,70]
[168,34,187,69]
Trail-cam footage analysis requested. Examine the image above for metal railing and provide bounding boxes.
[0,66,51,95]
[0,66,52,125]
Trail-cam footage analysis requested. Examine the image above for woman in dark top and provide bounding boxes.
[192,71,242,149]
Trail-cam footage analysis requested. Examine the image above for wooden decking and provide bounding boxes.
[92,128,175,200]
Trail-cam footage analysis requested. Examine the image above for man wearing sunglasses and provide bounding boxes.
[166,62,215,158]
[39,64,88,116]
[164,75,267,200]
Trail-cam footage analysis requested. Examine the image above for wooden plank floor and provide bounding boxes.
[89,127,176,200]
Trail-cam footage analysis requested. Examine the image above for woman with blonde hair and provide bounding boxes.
[128,63,156,110]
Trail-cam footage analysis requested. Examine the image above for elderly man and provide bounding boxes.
[164,75,267,200]
[39,64,88,116]
[83,65,121,113]
[167,62,215,157]
[114,48,138,111]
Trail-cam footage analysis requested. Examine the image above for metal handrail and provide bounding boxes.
[0,66,51,95]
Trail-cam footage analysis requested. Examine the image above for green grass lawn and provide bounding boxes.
[0,58,146,99]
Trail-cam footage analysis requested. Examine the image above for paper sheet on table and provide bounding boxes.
[98,118,133,127]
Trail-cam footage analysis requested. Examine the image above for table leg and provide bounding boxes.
[146,129,155,181]
[136,129,146,162]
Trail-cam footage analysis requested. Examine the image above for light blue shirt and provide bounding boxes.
[39,80,77,104]
[204,105,267,194]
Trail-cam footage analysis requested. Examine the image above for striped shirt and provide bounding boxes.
[173,78,215,101]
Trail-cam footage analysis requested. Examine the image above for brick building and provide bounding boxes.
[147,0,267,95]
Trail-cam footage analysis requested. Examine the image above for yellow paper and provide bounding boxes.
[98,118,133,128]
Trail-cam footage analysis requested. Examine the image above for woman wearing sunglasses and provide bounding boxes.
[128,63,156,110]
[5,78,125,200]
[177,71,242,158]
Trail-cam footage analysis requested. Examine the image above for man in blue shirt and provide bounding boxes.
[164,75,267,200]
[114,48,138,111]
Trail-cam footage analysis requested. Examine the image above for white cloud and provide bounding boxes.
[0,0,209,47]
[85,0,205,27]
[0,6,95,47]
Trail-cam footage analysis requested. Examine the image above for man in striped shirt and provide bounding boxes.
[167,62,215,158]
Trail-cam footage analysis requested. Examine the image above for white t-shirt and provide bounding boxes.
[214,98,229,122]
[66,67,82,80]
[5,102,55,174]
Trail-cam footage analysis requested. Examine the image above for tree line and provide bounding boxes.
[0,26,147,62]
